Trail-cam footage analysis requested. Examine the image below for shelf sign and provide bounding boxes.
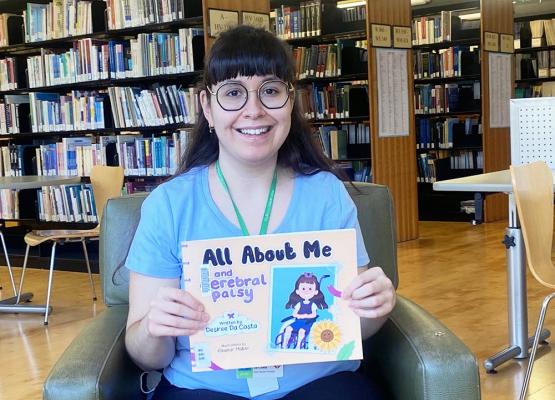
[500,34,514,53]
[371,24,391,48]
[393,26,412,49]
[208,8,239,37]
[484,31,499,52]
[241,11,270,31]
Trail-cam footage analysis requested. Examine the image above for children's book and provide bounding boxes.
[181,229,363,372]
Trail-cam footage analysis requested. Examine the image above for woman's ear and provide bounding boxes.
[200,89,213,127]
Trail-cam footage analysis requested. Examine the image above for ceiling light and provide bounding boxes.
[459,12,481,20]
[337,0,366,8]
[411,0,432,5]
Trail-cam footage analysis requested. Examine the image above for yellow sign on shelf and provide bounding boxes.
[500,34,514,53]
[372,24,392,48]
[393,26,412,49]
[484,31,499,52]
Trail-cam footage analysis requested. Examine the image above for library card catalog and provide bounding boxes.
[181,229,363,372]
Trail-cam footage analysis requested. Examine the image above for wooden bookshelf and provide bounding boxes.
[481,0,513,222]
[367,0,418,241]
[411,0,513,224]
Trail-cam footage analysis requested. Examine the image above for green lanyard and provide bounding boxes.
[215,160,278,236]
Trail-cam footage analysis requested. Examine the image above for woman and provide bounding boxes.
[124,25,395,400]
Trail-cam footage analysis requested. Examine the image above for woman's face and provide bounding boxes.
[200,74,293,167]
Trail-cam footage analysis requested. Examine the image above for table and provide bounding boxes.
[434,169,555,372]
[0,176,81,316]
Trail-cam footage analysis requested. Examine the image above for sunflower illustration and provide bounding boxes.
[310,320,342,351]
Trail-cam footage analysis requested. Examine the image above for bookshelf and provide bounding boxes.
[514,13,555,98]
[271,0,372,184]
[412,0,513,223]
[0,0,270,269]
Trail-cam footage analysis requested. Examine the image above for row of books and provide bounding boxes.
[37,184,97,223]
[417,149,483,183]
[272,1,322,40]
[416,116,481,150]
[29,91,107,132]
[412,11,455,46]
[24,29,203,88]
[107,85,197,128]
[0,129,191,178]
[339,4,366,23]
[106,0,189,30]
[292,39,367,80]
[0,57,18,90]
[36,131,190,177]
[337,161,371,183]
[515,19,555,49]
[0,95,30,134]
[317,123,370,160]
[515,82,555,98]
[413,46,479,80]
[24,1,98,43]
[296,81,369,120]
[516,51,555,81]
[414,81,481,115]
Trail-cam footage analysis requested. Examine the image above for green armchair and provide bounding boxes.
[43,183,480,400]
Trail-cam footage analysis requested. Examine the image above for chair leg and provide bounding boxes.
[16,245,31,304]
[519,292,555,400]
[0,230,16,296]
[81,240,97,301]
[44,242,57,326]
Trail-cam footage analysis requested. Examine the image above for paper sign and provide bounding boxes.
[484,31,499,52]
[500,34,514,53]
[393,26,412,49]
[209,9,239,37]
[242,11,270,31]
[372,24,392,48]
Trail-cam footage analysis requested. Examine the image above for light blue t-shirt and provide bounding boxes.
[125,165,370,399]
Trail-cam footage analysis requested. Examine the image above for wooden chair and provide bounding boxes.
[511,161,555,400]
[16,166,124,325]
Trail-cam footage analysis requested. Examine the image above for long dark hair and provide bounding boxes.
[175,25,343,179]
[285,273,328,310]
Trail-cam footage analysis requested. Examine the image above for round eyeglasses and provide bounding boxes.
[206,80,295,111]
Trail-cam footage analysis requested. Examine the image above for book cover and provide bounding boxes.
[182,229,363,372]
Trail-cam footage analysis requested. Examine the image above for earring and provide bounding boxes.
[209,126,216,134]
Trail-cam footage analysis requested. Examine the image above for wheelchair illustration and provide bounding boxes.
[274,315,319,349]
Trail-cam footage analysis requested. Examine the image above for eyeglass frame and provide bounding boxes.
[205,79,295,111]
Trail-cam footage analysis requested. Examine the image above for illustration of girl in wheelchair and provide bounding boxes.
[274,272,330,350]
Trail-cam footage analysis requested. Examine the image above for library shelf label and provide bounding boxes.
[500,34,514,54]
[241,11,270,32]
[484,31,499,52]
[393,26,412,49]
[371,24,391,48]
[208,8,239,38]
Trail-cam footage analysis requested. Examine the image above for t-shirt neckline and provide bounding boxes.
[201,164,298,235]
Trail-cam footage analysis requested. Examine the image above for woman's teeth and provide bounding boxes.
[238,127,270,135]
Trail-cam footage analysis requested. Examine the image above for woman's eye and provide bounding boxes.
[264,88,278,95]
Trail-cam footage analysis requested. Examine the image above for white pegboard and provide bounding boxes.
[510,97,555,170]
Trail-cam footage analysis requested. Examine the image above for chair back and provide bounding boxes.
[100,182,399,306]
[90,165,124,223]
[511,161,555,288]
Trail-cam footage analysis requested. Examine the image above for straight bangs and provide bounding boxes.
[204,26,295,87]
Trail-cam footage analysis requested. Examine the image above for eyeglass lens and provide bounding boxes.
[216,81,290,111]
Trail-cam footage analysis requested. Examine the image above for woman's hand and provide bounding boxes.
[145,287,210,337]
[342,266,396,319]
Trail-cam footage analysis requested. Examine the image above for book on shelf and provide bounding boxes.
[530,19,545,47]
[0,94,31,134]
[0,13,24,47]
[272,1,322,40]
[0,188,18,219]
[182,229,362,371]
[329,129,347,160]
[28,91,109,132]
[416,116,481,150]
[413,45,479,79]
[23,0,106,43]
[108,84,198,128]
[37,183,97,223]
[105,0,190,30]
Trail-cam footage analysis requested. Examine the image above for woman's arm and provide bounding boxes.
[343,265,396,340]
[125,271,209,371]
